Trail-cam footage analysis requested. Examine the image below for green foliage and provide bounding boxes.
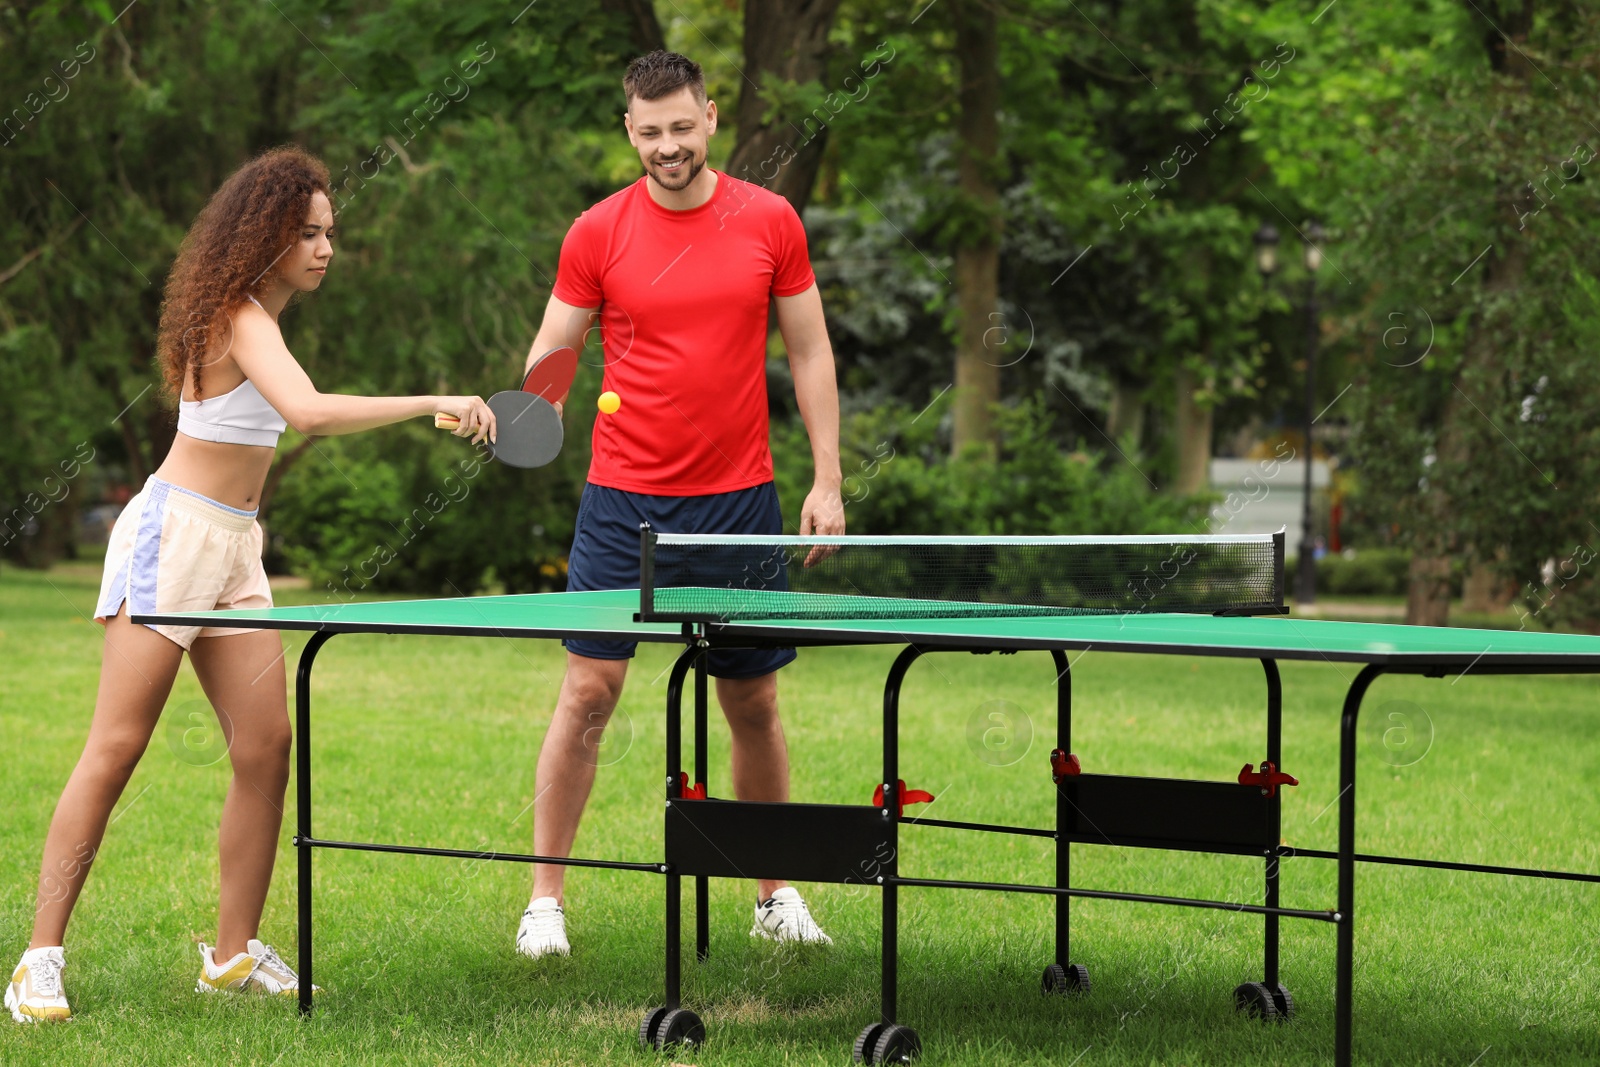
[267,427,580,597]
[266,371,606,596]
[5,0,1599,603]
[818,0,1303,474]
[0,0,626,576]
[0,325,106,564]
[1250,0,1600,600]
[0,1,300,563]
[773,391,1206,536]
[1313,548,1413,598]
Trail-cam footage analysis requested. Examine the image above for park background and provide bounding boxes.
[3,0,1599,625]
[5,2,1600,1066]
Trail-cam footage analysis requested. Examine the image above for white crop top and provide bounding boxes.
[175,296,288,447]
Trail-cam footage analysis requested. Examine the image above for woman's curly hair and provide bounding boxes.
[156,146,330,400]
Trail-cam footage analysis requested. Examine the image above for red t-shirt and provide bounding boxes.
[552,172,815,495]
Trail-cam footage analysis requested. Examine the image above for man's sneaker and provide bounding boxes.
[6,947,70,1023]
[516,897,571,959]
[197,939,315,995]
[751,887,833,945]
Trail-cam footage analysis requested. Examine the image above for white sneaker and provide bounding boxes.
[197,939,315,995]
[751,887,833,945]
[516,897,571,959]
[7,947,70,1023]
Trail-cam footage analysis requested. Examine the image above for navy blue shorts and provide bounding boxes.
[564,481,797,679]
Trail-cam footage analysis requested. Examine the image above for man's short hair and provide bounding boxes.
[624,50,706,108]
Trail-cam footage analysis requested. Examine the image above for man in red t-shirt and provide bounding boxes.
[512,51,845,959]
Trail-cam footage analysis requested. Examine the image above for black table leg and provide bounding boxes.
[1336,666,1384,1067]
[1262,659,1282,993]
[851,648,921,1064]
[695,656,710,962]
[881,647,918,1025]
[642,644,707,1053]
[294,630,333,1017]
[1040,649,1089,997]
[1053,649,1071,969]
[663,645,699,1010]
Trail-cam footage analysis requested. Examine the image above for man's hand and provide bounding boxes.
[798,479,845,568]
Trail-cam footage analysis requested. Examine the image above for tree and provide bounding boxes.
[0,1,304,564]
[949,0,1003,456]
[721,0,845,214]
[1254,0,1600,623]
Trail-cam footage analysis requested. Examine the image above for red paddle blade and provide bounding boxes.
[522,346,578,406]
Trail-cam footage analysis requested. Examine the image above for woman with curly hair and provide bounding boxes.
[6,145,494,1023]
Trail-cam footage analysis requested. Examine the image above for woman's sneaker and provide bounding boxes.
[6,947,71,1023]
[197,939,315,995]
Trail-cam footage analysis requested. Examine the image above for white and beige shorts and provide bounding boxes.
[94,477,272,650]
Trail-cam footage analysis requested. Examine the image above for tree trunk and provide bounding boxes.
[1460,558,1507,614]
[1404,0,1536,625]
[1172,365,1213,494]
[1406,240,1529,625]
[1406,555,1453,626]
[949,0,1002,458]
[721,0,844,216]
[599,0,665,56]
[1107,379,1144,446]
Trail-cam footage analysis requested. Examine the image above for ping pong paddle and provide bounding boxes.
[435,392,563,468]
[435,345,578,467]
[520,345,578,407]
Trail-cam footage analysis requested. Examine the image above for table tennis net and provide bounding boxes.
[638,531,1285,621]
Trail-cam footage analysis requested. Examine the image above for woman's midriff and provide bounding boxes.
[152,432,276,511]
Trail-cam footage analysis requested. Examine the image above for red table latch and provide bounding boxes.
[676,771,706,800]
[1238,761,1298,798]
[873,779,934,818]
[1050,749,1082,783]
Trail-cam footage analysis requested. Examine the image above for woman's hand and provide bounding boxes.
[435,395,496,445]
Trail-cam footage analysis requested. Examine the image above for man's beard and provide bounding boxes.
[649,152,705,191]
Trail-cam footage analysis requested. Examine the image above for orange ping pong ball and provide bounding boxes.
[598,391,621,414]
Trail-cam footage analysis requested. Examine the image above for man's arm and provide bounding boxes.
[775,283,844,546]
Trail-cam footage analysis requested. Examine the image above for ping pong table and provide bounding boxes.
[138,536,1600,1065]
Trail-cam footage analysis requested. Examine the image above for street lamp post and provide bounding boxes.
[1254,220,1326,606]
[1298,221,1325,605]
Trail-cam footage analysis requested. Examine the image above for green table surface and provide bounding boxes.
[135,588,1600,670]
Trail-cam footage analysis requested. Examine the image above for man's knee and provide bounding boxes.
[717,673,779,730]
[561,654,628,709]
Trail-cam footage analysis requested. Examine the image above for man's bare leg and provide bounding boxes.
[530,653,630,904]
[715,673,789,903]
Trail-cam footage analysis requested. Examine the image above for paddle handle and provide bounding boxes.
[434,413,460,429]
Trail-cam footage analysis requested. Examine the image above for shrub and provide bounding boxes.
[1313,548,1412,597]
[266,419,584,597]
[772,392,1206,536]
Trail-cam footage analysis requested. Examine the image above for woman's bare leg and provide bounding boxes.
[30,609,184,949]
[188,629,291,961]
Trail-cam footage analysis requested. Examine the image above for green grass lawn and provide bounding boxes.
[3,560,1598,1065]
